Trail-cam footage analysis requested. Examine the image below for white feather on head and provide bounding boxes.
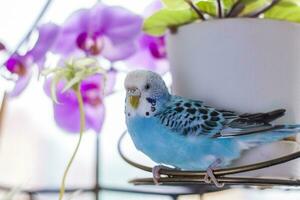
[124,70,169,118]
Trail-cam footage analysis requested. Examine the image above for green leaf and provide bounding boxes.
[241,0,271,15]
[196,1,217,16]
[222,0,238,10]
[161,0,189,9]
[143,8,198,36]
[264,1,300,23]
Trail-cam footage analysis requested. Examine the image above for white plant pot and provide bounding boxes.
[166,18,300,178]
[167,18,300,123]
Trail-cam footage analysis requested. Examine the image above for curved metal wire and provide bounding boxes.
[118,131,300,187]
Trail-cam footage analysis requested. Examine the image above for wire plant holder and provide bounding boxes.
[118,131,300,188]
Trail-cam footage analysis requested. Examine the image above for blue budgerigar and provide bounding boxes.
[124,70,300,187]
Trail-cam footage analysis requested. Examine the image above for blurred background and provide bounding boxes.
[1,0,300,200]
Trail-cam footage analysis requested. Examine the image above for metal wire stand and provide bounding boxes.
[118,131,300,189]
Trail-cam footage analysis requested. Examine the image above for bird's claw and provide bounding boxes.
[152,165,172,185]
[204,158,224,188]
[152,166,161,185]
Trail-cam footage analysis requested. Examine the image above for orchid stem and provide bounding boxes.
[59,85,85,200]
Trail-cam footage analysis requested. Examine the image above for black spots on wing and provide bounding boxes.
[145,112,150,116]
[171,121,174,127]
[175,107,184,112]
[194,102,202,107]
[172,112,177,117]
[192,126,197,132]
[175,102,181,106]
[210,111,220,116]
[190,116,196,121]
[198,108,208,114]
[184,121,189,126]
[174,121,178,128]
[187,108,196,114]
[155,98,226,137]
[202,115,208,120]
[166,119,170,126]
[184,124,201,135]
[210,116,220,122]
[205,120,218,127]
[184,103,192,107]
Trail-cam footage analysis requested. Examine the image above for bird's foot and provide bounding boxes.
[204,158,224,188]
[152,165,172,185]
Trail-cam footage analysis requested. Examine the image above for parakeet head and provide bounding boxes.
[124,70,170,117]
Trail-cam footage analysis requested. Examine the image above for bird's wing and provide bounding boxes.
[154,96,226,137]
[155,96,286,138]
[215,109,286,138]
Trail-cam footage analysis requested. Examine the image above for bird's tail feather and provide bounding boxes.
[240,124,300,146]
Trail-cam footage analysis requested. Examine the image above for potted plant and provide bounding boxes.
[143,0,300,178]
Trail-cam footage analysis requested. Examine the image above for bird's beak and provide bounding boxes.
[129,95,140,109]
[127,87,141,109]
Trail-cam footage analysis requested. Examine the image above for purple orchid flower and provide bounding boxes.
[52,3,143,61]
[44,70,115,133]
[126,1,169,74]
[4,23,60,97]
[126,34,168,74]
[41,3,141,134]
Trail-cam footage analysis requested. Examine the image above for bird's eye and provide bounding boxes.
[144,84,150,90]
